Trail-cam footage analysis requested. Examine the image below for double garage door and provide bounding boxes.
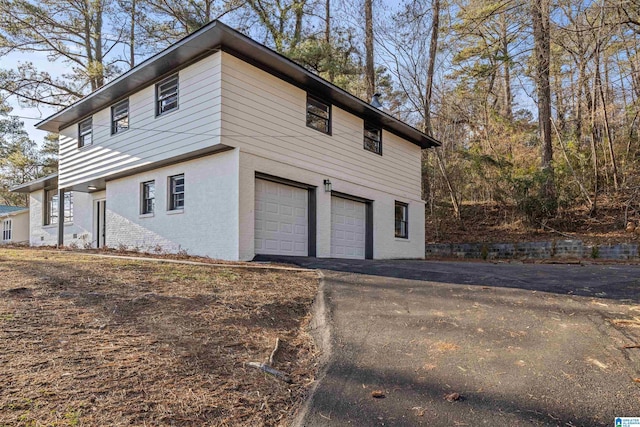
[254,178,366,259]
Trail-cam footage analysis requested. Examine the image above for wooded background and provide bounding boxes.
[1,0,639,235]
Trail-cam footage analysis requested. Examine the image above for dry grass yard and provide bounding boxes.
[0,248,319,426]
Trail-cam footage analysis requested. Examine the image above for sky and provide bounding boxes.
[3,51,61,144]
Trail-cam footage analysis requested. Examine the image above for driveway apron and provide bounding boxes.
[270,258,640,427]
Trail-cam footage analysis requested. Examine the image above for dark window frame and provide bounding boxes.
[111,99,130,135]
[78,118,93,148]
[141,180,155,214]
[45,190,73,225]
[306,94,331,135]
[63,192,73,223]
[156,75,179,116]
[44,189,58,226]
[395,201,408,239]
[168,174,184,210]
[364,122,382,155]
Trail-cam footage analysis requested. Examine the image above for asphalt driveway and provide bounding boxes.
[258,257,640,426]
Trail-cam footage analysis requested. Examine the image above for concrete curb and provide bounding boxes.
[291,271,333,427]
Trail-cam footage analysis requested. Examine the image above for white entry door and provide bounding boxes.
[255,178,308,256]
[331,195,366,259]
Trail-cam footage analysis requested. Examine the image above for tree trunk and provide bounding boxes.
[500,13,512,120]
[130,0,136,68]
[364,0,375,101]
[531,0,555,209]
[424,0,440,136]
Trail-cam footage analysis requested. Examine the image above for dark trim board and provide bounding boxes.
[330,191,374,260]
[254,172,317,257]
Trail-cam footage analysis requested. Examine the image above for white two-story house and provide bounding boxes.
[12,21,439,260]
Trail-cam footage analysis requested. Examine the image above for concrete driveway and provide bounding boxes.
[259,257,640,426]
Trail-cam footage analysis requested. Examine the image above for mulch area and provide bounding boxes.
[0,248,319,426]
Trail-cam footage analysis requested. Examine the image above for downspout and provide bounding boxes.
[57,188,64,248]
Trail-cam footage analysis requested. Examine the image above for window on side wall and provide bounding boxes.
[364,122,382,154]
[169,174,184,210]
[78,118,93,147]
[141,181,155,214]
[395,201,408,239]
[306,95,331,134]
[156,75,179,116]
[2,219,11,241]
[111,99,129,134]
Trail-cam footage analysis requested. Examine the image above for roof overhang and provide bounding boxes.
[10,173,58,193]
[0,208,29,217]
[36,21,440,149]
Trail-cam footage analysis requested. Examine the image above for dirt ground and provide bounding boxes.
[0,248,319,426]
[426,200,639,245]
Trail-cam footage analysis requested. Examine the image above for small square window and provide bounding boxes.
[169,174,184,210]
[141,181,155,214]
[395,201,408,239]
[111,99,129,134]
[306,95,331,134]
[156,75,179,116]
[78,118,93,147]
[364,122,382,154]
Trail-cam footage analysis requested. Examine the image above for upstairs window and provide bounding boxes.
[395,201,408,239]
[364,122,382,154]
[78,118,93,147]
[141,181,155,214]
[2,219,11,241]
[169,174,184,210]
[306,95,331,134]
[111,99,129,134]
[156,75,179,116]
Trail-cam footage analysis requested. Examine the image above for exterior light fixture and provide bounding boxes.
[87,185,97,191]
[323,179,332,192]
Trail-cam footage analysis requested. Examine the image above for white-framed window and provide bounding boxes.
[364,122,382,155]
[306,94,331,134]
[156,75,179,116]
[111,99,129,134]
[78,118,93,147]
[169,174,184,210]
[141,181,155,214]
[395,201,408,239]
[44,190,73,225]
[2,219,11,241]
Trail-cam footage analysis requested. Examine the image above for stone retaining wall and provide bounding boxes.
[425,240,640,260]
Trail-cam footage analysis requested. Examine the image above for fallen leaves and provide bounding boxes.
[444,392,462,402]
[371,390,386,398]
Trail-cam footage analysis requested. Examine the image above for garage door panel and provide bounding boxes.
[331,196,366,259]
[255,178,308,256]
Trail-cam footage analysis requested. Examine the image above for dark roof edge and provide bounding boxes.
[10,173,59,193]
[36,21,440,149]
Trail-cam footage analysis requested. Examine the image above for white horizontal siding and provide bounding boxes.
[58,53,223,188]
[220,52,423,200]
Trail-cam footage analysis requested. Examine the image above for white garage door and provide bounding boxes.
[255,178,308,256]
[331,196,366,259]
